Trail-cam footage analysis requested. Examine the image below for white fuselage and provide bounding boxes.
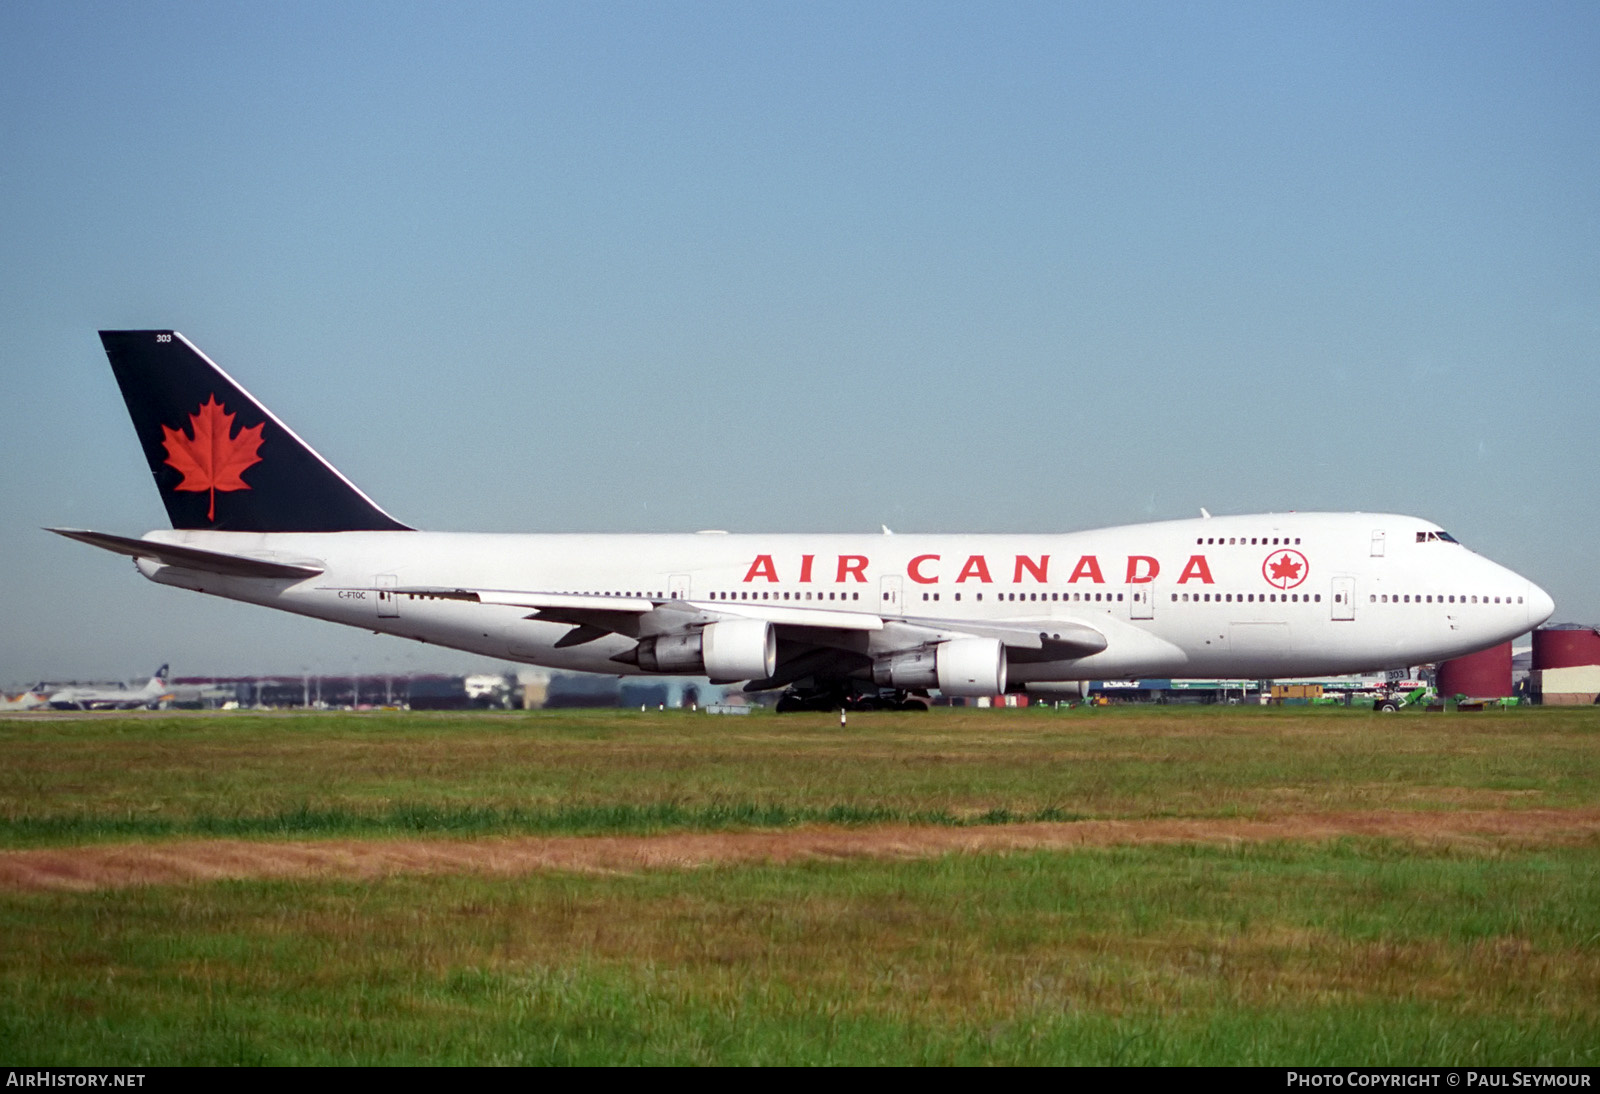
[135,512,1553,687]
[48,679,169,711]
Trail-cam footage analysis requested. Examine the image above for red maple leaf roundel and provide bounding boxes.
[1262,549,1309,590]
[161,395,265,522]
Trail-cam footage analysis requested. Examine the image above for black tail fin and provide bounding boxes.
[99,331,411,532]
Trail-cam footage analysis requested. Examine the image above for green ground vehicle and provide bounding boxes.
[1374,686,1436,712]
[1374,687,1522,712]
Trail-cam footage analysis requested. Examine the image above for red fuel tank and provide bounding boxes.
[1436,642,1512,699]
[1532,627,1600,671]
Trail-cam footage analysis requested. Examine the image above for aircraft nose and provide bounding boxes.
[1526,581,1555,629]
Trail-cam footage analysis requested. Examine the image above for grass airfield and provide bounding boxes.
[0,704,1596,1065]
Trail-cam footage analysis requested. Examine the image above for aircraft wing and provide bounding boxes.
[382,585,1105,660]
[890,616,1108,660]
[49,529,325,579]
[386,587,880,626]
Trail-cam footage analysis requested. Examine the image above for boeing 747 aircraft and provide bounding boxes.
[47,664,172,711]
[52,331,1554,711]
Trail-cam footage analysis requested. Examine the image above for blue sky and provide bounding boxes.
[2,1,1596,682]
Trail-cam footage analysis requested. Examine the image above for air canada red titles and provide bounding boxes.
[739,553,1219,585]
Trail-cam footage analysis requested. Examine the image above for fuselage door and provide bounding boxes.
[1371,530,1386,557]
[1331,577,1355,621]
[1129,584,1154,620]
[669,573,691,601]
[375,573,399,618]
[879,574,903,617]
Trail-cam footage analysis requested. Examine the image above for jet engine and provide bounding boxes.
[633,618,776,681]
[872,637,1007,697]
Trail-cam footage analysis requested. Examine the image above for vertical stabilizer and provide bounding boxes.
[99,331,411,532]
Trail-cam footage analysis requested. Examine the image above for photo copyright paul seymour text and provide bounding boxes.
[1288,1074,1592,1088]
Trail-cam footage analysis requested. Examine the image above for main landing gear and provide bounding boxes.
[773,687,930,713]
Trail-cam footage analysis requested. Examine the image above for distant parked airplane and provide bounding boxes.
[0,685,49,712]
[48,664,172,711]
[52,331,1554,711]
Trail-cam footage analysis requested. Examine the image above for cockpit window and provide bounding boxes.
[1415,530,1460,544]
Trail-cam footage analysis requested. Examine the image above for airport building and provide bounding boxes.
[12,624,1591,711]
[148,668,713,711]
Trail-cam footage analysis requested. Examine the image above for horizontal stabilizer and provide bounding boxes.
[48,528,324,579]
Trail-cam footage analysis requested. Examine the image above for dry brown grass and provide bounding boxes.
[4,806,1596,892]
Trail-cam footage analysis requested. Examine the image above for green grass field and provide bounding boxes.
[1,705,1597,1065]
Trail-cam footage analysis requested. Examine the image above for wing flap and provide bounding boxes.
[387,588,657,612]
[906,616,1108,657]
[684,601,884,632]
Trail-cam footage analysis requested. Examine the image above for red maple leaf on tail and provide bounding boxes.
[161,395,265,521]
